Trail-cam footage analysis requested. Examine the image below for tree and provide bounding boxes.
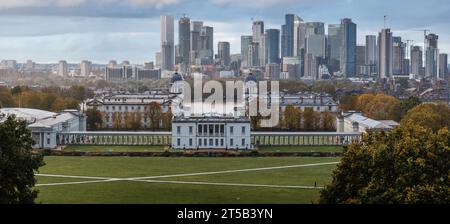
[356,94,400,120]
[284,105,301,131]
[401,103,450,132]
[319,124,450,204]
[112,112,123,130]
[161,108,173,131]
[303,108,318,130]
[147,102,163,131]
[86,108,103,130]
[0,115,45,204]
[322,111,336,131]
[397,97,422,120]
[339,95,359,111]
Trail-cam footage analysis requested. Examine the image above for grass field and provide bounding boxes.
[257,146,343,153]
[36,156,340,204]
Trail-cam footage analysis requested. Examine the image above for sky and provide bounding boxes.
[0,0,449,64]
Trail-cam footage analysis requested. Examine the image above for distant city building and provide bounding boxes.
[217,42,231,67]
[340,18,357,78]
[252,21,265,66]
[281,14,296,58]
[247,42,260,67]
[392,36,407,75]
[425,33,439,80]
[178,16,191,67]
[199,26,214,65]
[410,46,423,78]
[282,56,302,79]
[365,35,378,76]
[105,66,133,82]
[265,29,280,64]
[0,60,17,69]
[108,60,118,68]
[265,63,281,80]
[327,24,342,73]
[378,28,393,79]
[241,35,253,68]
[190,21,204,65]
[161,15,175,71]
[58,60,68,77]
[155,52,162,68]
[356,46,366,76]
[80,60,92,77]
[439,53,448,79]
[293,16,305,57]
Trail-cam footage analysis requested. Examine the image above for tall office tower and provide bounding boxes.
[339,18,357,77]
[248,42,260,67]
[356,46,366,76]
[199,26,214,64]
[58,60,68,77]
[439,53,448,79]
[241,35,253,67]
[80,60,92,77]
[161,15,175,71]
[266,63,281,80]
[378,28,393,79]
[108,60,118,68]
[218,42,231,66]
[305,22,325,38]
[252,21,265,66]
[306,34,326,58]
[281,14,295,58]
[365,35,378,76]
[327,24,342,73]
[410,46,423,78]
[293,16,305,57]
[178,16,191,66]
[283,57,302,79]
[392,36,406,75]
[265,29,280,64]
[190,21,204,64]
[425,33,439,79]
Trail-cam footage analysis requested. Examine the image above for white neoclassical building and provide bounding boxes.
[172,115,251,150]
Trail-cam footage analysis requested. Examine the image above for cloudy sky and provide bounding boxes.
[0,0,449,64]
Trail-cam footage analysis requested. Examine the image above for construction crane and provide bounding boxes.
[414,29,431,50]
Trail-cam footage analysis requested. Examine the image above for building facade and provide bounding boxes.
[172,115,251,150]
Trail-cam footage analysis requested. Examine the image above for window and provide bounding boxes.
[199,139,202,146]
[189,126,193,134]
[47,138,50,145]
[177,126,181,134]
[198,125,202,134]
[230,126,234,134]
[220,125,224,134]
[209,139,213,146]
[230,139,234,146]
[189,139,193,146]
[204,139,207,146]
[209,125,214,135]
[177,138,181,146]
[215,139,219,146]
[242,126,246,134]
[215,125,219,135]
[242,138,245,146]
[220,139,224,146]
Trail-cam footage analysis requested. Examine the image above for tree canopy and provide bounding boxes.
[0,115,45,204]
[401,103,450,132]
[319,124,450,204]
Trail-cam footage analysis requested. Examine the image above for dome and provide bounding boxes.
[171,73,183,83]
[245,74,258,83]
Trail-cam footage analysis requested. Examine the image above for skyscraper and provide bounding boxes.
[306,34,326,58]
[340,18,357,77]
[190,21,204,65]
[293,16,305,57]
[410,46,423,78]
[305,22,325,38]
[365,35,378,76]
[178,16,191,66]
[281,14,295,58]
[248,42,259,67]
[425,33,439,79]
[241,36,253,67]
[327,24,342,73]
[378,28,393,79]
[356,46,366,76]
[392,36,406,75]
[218,42,231,67]
[199,26,214,64]
[80,60,92,77]
[252,21,265,66]
[161,15,175,71]
[265,29,280,64]
[439,53,448,79]
[58,60,68,77]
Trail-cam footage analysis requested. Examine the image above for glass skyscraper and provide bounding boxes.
[340,18,357,77]
[281,14,295,58]
[265,29,280,64]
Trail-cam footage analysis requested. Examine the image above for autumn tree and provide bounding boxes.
[396,97,422,121]
[112,112,123,130]
[401,103,450,132]
[125,112,142,131]
[147,102,163,131]
[161,108,173,131]
[339,95,359,111]
[303,107,318,130]
[322,110,336,131]
[0,115,45,204]
[320,124,450,204]
[284,105,301,131]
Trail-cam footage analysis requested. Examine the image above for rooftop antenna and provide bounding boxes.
[383,15,387,29]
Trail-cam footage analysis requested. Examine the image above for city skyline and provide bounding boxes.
[0,0,449,63]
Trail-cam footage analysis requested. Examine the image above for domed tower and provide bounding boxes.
[170,73,184,94]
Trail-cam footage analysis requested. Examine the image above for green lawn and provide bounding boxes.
[63,145,166,152]
[257,146,343,153]
[36,156,340,204]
